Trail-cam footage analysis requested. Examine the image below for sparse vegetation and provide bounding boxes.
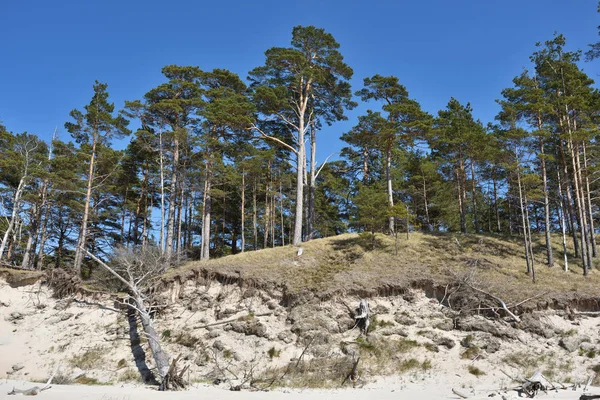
[118,368,141,382]
[461,347,480,360]
[468,365,485,377]
[267,346,281,359]
[173,331,201,348]
[68,346,106,370]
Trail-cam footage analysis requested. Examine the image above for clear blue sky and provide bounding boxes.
[1,0,598,161]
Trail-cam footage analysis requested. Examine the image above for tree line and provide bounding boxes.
[1,21,600,280]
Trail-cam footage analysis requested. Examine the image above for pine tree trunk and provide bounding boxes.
[21,206,38,269]
[493,175,501,233]
[241,168,245,253]
[456,160,467,233]
[0,177,26,263]
[253,180,258,251]
[574,142,593,270]
[201,161,212,260]
[159,129,166,254]
[280,178,285,246]
[362,147,369,183]
[560,141,580,258]
[73,134,97,275]
[516,162,532,275]
[176,183,184,260]
[422,172,431,232]
[386,142,394,234]
[264,166,270,249]
[307,124,317,241]
[470,160,479,233]
[165,135,179,260]
[557,166,569,271]
[582,142,597,258]
[539,139,553,267]
[293,123,305,246]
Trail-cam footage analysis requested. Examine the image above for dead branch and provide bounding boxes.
[341,357,360,387]
[192,312,273,330]
[452,388,470,398]
[467,284,521,322]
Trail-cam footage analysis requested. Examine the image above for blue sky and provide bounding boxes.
[1,0,598,161]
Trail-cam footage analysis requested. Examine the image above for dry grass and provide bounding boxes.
[160,232,600,306]
[0,267,44,287]
[68,346,107,370]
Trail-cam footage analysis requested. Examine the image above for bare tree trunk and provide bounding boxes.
[456,162,466,233]
[582,142,597,258]
[201,161,211,260]
[386,142,394,234]
[568,138,589,275]
[574,142,593,270]
[493,174,501,233]
[557,166,569,271]
[0,177,26,262]
[165,134,180,260]
[362,147,369,183]
[524,192,536,282]
[422,171,431,232]
[307,124,317,241]
[21,205,38,269]
[176,183,184,261]
[73,134,97,275]
[293,107,306,247]
[560,141,580,258]
[279,178,285,246]
[539,139,553,267]
[470,160,479,233]
[159,129,166,254]
[252,180,258,251]
[264,161,271,248]
[241,168,245,253]
[516,165,532,275]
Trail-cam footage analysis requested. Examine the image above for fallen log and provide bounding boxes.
[192,312,273,330]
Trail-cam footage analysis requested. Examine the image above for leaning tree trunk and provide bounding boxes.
[0,177,26,262]
[84,250,181,390]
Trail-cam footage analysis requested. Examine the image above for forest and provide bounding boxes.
[2,20,600,281]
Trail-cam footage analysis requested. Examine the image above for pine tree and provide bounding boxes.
[249,25,354,246]
[65,81,129,276]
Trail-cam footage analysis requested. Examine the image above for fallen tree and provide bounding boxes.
[84,247,186,390]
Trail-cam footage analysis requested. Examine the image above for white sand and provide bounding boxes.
[1,378,599,400]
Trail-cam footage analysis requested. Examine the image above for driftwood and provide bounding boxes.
[451,388,470,398]
[8,365,58,395]
[581,395,600,400]
[193,312,273,330]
